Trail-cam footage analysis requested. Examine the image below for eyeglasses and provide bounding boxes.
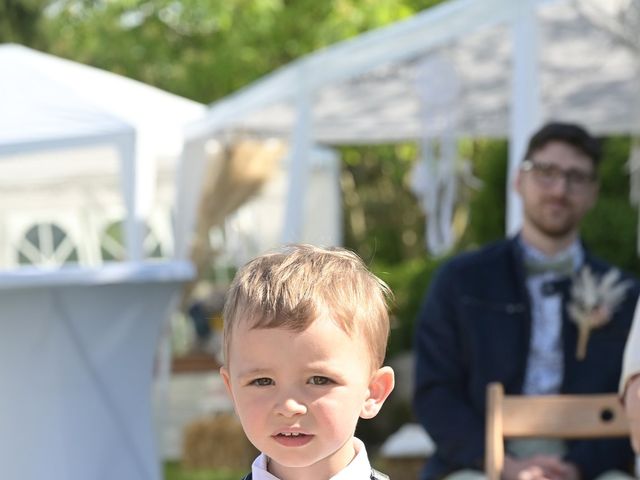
[521,159,597,193]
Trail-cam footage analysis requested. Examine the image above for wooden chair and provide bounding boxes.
[485,382,629,480]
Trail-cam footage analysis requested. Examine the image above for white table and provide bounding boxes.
[0,261,193,480]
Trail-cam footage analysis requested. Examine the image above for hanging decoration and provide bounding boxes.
[410,53,480,255]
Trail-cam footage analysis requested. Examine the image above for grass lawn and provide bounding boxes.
[164,462,245,480]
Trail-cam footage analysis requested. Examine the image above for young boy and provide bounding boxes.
[220,244,396,480]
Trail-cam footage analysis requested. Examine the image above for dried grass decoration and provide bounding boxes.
[567,267,632,360]
[182,413,258,471]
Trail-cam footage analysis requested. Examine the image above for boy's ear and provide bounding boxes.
[360,366,395,420]
[220,366,241,416]
[220,366,233,398]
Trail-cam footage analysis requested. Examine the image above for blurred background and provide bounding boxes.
[1,0,639,479]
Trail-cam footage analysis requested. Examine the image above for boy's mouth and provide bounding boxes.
[272,432,313,446]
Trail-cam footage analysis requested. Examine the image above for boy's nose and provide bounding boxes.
[274,396,308,417]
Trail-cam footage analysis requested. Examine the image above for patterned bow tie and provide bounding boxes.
[524,257,574,277]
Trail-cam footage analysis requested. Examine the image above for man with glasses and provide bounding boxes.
[414,122,639,480]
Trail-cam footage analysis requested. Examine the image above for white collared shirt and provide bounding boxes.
[520,239,584,395]
[249,437,373,480]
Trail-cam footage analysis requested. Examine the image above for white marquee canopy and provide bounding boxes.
[0,43,205,262]
[180,0,640,252]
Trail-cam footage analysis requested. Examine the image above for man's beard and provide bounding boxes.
[524,201,580,239]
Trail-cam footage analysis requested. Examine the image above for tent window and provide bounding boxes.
[17,223,79,266]
[100,220,163,261]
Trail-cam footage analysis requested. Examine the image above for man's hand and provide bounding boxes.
[503,455,580,480]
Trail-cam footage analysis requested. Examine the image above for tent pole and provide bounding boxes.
[173,137,211,260]
[507,0,541,236]
[118,131,145,262]
[281,72,312,244]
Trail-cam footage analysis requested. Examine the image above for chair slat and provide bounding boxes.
[502,394,628,438]
[485,383,630,480]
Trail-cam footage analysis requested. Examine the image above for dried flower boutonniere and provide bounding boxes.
[567,266,632,360]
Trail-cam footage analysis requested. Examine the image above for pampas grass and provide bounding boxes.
[182,413,258,472]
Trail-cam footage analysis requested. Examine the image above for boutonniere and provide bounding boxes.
[567,266,632,360]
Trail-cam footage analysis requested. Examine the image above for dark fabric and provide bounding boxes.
[371,468,390,479]
[187,301,211,340]
[413,236,639,480]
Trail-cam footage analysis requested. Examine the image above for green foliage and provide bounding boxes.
[39,0,424,103]
[164,462,244,480]
[372,255,447,357]
[404,0,447,10]
[598,136,632,194]
[0,0,48,44]
[582,195,638,274]
[582,136,640,275]
[340,143,425,265]
[461,139,508,249]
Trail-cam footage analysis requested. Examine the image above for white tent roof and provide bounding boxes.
[182,0,639,245]
[187,0,638,143]
[0,43,204,155]
[0,44,205,260]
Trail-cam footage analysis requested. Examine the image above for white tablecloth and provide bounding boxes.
[0,262,193,480]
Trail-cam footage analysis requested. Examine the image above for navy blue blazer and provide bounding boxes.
[413,237,640,480]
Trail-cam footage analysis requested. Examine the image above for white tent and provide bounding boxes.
[0,44,206,480]
[0,43,341,274]
[180,0,640,252]
[0,43,205,264]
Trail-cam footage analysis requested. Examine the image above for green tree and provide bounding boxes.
[461,139,509,249]
[340,143,425,264]
[40,0,429,102]
[0,0,49,45]
[582,136,639,275]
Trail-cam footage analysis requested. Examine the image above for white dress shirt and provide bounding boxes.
[249,437,373,480]
[520,239,584,395]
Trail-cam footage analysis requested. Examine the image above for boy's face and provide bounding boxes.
[221,313,394,479]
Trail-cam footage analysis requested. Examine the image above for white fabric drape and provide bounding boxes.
[412,54,460,255]
[0,263,192,480]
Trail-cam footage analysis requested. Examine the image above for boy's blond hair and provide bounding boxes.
[223,244,392,368]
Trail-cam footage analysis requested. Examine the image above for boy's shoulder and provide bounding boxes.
[240,468,390,479]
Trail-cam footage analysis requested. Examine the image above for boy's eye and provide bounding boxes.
[308,376,333,386]
[250,377,274,387]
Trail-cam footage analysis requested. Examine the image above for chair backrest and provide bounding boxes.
[485,382,629,480]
